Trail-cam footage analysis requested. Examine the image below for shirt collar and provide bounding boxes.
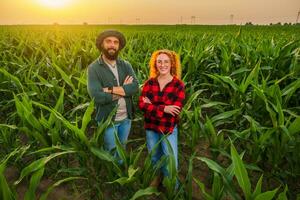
[97,55,121,67]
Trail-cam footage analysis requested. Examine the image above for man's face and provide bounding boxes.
[101,36,120,60]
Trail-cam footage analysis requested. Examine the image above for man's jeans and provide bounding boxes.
[146,127,178,178]
[103,118,131,155]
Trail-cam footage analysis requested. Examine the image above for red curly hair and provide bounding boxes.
[149,49,181,80]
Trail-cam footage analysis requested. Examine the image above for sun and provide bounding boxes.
[38,0,71,8]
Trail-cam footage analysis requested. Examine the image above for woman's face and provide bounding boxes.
[156,53,171,76]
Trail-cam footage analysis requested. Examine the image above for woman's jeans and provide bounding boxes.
[103,118,131,156]
[146,126,178,178]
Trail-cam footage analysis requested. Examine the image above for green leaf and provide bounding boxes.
[49,88,65,144]
[211,109,241,123]
[216,75,239,91]
[231,144,251,200]
[165,138,177,180]
[15,157,47,185]
[48,88,65,126]
[252,175,263,198]
[288,117,300,135]
[254,188,279,200]
[39,177,85,200]
[0,124,17,129]
[114,130,128,168]
[193,178,214,200]
[81,100,94,133]
[91,107,116,145]
[201,101,228,109]
[240,60,260,93]
[90,147,116,162]
[129,187,160,200]
[282,73,300,102]
[14,95,44,134]
[15,151,75,185]
[90,147,122,176]
[132,144,145,168]
[212,172,223,200]
[197,157,226,175]
[0,67,24,91]
[197,156,240,200]
[276,185,288,200]
[205,73,239,91]
[33,101,89,146]
[184,89,206,110]
[24,167,45,200]
[0,149,19,200]
[52,63,76,92]
[108,165,139,186]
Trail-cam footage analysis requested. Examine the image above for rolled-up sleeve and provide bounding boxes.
[138,81,165,118]
[173,83,185,109]
[87,66,113,105]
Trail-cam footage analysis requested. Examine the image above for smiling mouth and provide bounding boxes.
[159,67,168,70]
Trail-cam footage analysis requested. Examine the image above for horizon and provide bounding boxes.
[0,23,299,26]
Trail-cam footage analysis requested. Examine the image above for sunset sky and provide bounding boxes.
[0,0,299,25]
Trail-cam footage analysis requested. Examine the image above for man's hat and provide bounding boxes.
[96,30,126,51]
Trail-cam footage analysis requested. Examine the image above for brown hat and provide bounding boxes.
[96,30,126,51]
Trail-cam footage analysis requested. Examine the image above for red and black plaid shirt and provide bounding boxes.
[139,76,185,134]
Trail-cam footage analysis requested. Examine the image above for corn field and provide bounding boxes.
[0,25,300,200]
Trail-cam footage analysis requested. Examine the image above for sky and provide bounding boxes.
[0,0,299,25]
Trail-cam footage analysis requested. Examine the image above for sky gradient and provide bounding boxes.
[0,0,299,25]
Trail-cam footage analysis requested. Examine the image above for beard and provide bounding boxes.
[102,47,119,60]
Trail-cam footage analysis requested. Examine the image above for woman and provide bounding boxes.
[139,49,185,187]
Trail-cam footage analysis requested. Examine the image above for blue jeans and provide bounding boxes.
[103,118,131,154]
[146,127,178,178]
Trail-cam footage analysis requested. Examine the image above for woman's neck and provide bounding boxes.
[157,74,173,81]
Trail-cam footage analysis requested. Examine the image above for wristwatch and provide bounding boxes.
[108,86,113,94]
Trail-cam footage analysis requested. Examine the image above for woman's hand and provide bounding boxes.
[163,105,181,116]
[142,97,152,104]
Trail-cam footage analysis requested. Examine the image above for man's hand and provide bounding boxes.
[112,94,121,101]
[102,76,133,97]
[163,105,181,116]
[142,97,152,104]
[103,87,109,93]
[123,76,133,85]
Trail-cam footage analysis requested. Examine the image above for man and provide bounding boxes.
[87,30,139,154]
